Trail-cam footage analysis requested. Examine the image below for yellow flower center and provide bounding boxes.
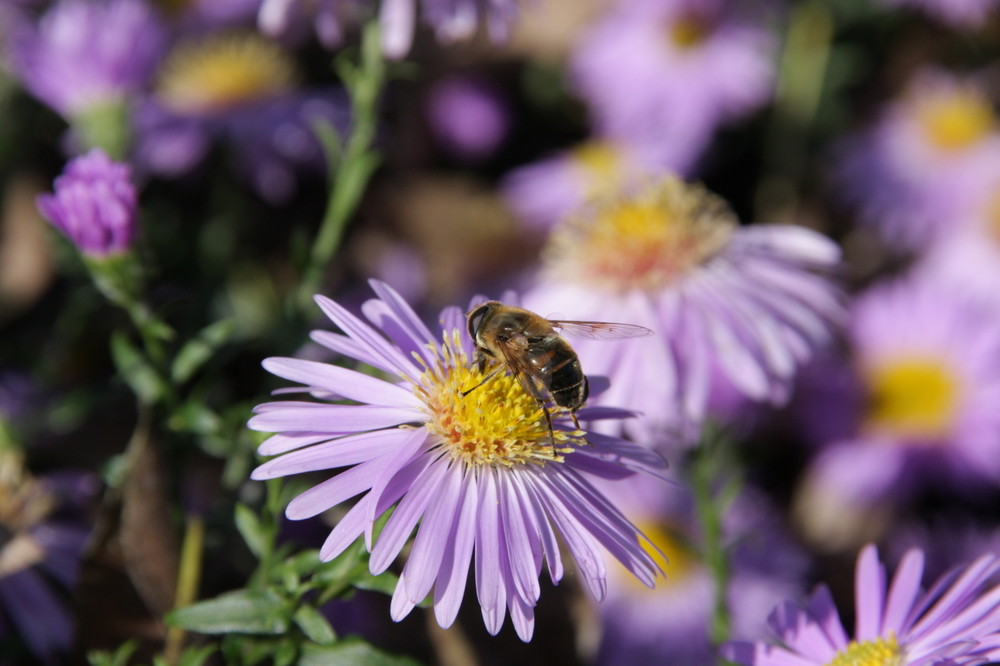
[419,330,582,468]
[669,15,709,49]
[544,176,737,292]
[572,141,622,184]
[825,635,903,666]
[863,356,961,441]
[157,33,297,115]
[918,88,995,152]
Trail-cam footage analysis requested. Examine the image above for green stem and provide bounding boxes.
[298,21,387,309]
[753,1,834,223]
[690,427,739,653]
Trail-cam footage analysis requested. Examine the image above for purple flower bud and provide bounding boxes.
[37,150,138,258]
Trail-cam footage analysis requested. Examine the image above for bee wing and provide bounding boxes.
[551,320,654,341]
[492,339,552,401]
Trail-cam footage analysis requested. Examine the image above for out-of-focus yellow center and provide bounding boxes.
[669,15,709,49]
[157,33,296,115]
[572,141,621,183]
[420,330,581,468]
[825,635,903,666]
[864,356,960,441]
[621,521,692,592]
[918,89,995,152]
[545,176,736,292]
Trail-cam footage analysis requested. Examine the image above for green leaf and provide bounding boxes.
[86,640,139,666]
[110,331,166,404]
[171,319,236,384]
[234,504,268,559]
[299,639,424,666]
[312,117,344,171]
[166,589,290,635]
[294,605,336,645]
[169,401,222,435]
[351,568,399,596]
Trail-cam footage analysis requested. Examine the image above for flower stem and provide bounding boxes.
[164,513,205,665]
[298,21,386,309]
[690,425,740,653]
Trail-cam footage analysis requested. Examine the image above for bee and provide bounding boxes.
[464,301,653,442]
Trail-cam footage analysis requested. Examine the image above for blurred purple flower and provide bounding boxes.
[723,543,1000,665]
[502,138,672,230]
[7,0,167,119]
[836,68,1000,253]
[595,479,806,665]
[0,451,92,664]
[247,281,666,641]
[134,33,349,204]
[522,176,843,447]
[570,0,776,173]
[425,75,511,162]
[877,0,998,28]
[258,0,521,57]
[796,276,1000,510]
[37,149,138,258]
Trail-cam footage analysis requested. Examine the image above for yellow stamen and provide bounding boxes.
[825,635,903,666]
[918,87,995,152]
[157,33,296,115]
[544,176,737,292]
[863,356,961,441]
[419,330,582,468]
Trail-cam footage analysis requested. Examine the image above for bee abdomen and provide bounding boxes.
[549,366,588,411]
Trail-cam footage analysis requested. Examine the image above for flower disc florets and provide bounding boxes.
[417,331,580,468]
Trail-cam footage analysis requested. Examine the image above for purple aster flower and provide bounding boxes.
[836,68,1000,253]
[570,0,776,173]
[258,0,364,49]
[522,175,843,446]
[0,451,92,663]
[247,281,666,641]
[36,149,138,258]
[792,275,1000,519]
[425,75,511,162]
[595,479,806,665]
[723,543,1000,665]
[134,32,349,204]
[877,0,998,28]
[502,137,673,230]
[7,0,167,119]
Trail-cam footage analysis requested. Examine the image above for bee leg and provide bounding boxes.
[461,363,504,397]
[540,403,557,455]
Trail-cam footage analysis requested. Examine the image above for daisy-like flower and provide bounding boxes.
[0,450,92,663]
[793,275,1000,523]
[247,281,665,641]
[258,0,521,57]
[37,149,138,258]
[522,175,843,445]
[6,0,167,119]
[723,543,1000,665]
[425,74,511,162]
[570,0,776,173]
[837,68,1000,253]
[134,32,349,204]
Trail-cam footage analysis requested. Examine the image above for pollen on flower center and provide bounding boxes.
[825,635,903,666]
[545,176,737,292]
[420,331,581,468]
[863,356,961,441]
[918,89,995,152]
[156,33,296,115]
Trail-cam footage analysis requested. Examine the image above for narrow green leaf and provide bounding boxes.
[166,589,290,635]
[110,331,165,404]
[234,504,267,559]
[299,639,423,666]
[351,568,399,596]
[171,319,235,384]
[293,605,336,645]
[311,117,344,172]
